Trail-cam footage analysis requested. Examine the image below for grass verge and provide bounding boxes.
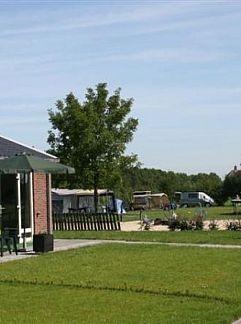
[1,244,241,323]
[53,229,241,245]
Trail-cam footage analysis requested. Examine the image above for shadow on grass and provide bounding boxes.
[219,212,241,216]
[0,278,234,305]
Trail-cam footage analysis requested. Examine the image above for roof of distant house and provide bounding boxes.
[0,134,57,160]
[227,165,241,177]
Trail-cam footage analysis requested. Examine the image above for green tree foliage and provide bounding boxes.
[189,173,223,203]
[222,173,241,202]
[48,83,138,210]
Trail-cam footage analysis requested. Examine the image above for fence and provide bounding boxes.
[53,212,121,231]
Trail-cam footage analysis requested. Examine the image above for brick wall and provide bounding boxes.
[33,173,49,234]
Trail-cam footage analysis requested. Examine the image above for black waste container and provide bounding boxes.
[33,234,54,253]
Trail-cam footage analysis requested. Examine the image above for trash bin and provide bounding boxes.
[33,234,54,253]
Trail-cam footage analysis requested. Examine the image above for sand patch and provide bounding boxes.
[120,220,235,232]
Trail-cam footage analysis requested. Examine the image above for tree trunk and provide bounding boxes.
[93,173,99,214]
[94,186,98,214]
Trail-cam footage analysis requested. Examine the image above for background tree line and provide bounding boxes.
[52,164,235,206]
[117,167,224,205]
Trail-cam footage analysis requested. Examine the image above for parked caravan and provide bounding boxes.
[150,193,169,209]
[131,191,169,210]
[180,192,214,207]
[131,191,151,210]
[52,189,116,213]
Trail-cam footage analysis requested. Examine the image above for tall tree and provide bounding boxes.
[47,83,138,212]
[222,172,241,202]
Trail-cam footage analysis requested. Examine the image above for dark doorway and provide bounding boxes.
[20,173,31,229]
[0,174,18,228]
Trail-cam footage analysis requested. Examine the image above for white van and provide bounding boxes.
[180,192,214,207]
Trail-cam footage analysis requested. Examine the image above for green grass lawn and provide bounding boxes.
[1,244,241,323]
[54,228,241,245]
[2,206,241,323]
[124,206,241,222]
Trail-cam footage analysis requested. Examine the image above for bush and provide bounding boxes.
[195,215,204,230]
[226,220,241,231]
[168,218,203,231]
[154,218,169,226]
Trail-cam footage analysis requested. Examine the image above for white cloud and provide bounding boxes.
[121,9,241,38]
[0,2,202,37]
[104,48,227,64]
[0,116,47,126]
[0,103,46,113]
[0,55,55,69]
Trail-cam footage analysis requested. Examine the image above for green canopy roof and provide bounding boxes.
[0,154,75,174]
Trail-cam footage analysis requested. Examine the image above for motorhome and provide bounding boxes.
[180,192,214,207]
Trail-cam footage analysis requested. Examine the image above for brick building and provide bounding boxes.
[0,135,57,242]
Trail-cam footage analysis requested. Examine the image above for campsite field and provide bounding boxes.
[1,243,241,323]
[123,206,241,222]
[54,205,241,245]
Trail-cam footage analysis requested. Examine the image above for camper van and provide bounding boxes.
[180,192,214,207]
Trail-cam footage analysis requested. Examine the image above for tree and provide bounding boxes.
[222,173,241,203]
[47,83,138,212]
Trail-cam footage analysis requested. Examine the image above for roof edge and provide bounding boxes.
[0,134,57,159]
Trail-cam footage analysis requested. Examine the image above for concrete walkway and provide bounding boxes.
[233,319,241,324]
[0,239,104,263]
[1,238,241,263]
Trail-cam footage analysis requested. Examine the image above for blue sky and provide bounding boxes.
[0,0,241,177]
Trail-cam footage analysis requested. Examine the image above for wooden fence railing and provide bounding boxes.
[53,212,121,231]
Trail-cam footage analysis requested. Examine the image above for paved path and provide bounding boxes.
[233,319,241,324]
[0,239,104,263]
[113,241,241,249]
[1,239,241,263]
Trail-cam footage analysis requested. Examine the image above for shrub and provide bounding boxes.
[226,220,241,231]
[168,218,203,231]
[195,215,204,230]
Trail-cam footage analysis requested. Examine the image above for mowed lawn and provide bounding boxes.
[54,228,241,245]
[1,243,241,323]
[123,206,241,222]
